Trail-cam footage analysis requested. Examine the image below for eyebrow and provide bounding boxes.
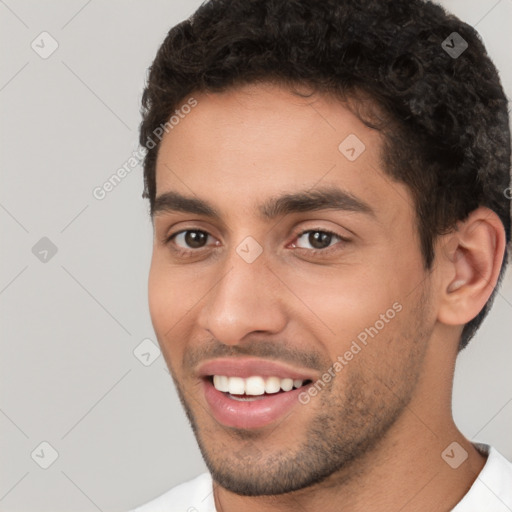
[152,185,375,221]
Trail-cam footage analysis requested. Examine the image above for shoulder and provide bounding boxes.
[129,472,215,512]
[452,444,512,511]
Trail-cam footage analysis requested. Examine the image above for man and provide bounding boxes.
[130,0,512,510]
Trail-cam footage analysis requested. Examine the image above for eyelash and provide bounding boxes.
[163,227,349,258]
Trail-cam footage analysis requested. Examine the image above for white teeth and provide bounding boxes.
[245,376,265,395]
[280,378,294,392]
[264,377,281,394]
[213,375,229,392]
[212,375,306,394]
[227,376,245,395]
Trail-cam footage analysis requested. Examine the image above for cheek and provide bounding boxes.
[147,254,208,351]
[147,256,182,336]
[148,260,189,374]
[289,264,401,345]
[148,261,164,328]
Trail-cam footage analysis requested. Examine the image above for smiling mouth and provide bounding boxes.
[206,375,313,400]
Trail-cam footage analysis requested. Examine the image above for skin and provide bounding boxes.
[148,82,505,511]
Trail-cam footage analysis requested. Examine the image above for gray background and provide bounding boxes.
[0,0,511,511]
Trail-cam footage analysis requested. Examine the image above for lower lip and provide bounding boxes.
[202,379,308,429]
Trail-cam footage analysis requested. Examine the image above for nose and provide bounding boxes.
[196,247,287,345]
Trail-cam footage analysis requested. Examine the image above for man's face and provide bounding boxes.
[148,83,437,495]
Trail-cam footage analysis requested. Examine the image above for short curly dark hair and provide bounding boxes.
[139,0,511,351]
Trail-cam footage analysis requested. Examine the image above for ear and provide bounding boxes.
[436,207,507,327]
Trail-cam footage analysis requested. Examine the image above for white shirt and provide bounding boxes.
[129,444,512,511]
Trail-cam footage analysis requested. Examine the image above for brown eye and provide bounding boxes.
[166,230,213,253]
[182,230,208,249]
[293,229,344,251]
[307,231,334,249]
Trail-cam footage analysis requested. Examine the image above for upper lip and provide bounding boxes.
[197,357,317,381]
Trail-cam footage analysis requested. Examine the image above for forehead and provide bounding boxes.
[153,82,412,225]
